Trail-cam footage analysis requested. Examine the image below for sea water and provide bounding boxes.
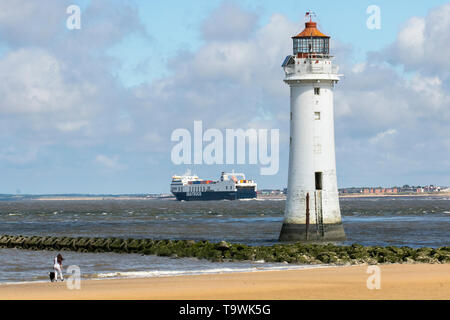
[0,196,448,283]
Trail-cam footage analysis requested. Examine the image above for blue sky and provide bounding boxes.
[0,0,449,194]
[109,0,448,85]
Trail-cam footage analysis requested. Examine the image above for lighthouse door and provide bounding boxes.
[315,172,323,190]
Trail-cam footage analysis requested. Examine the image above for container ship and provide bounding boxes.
[170,171,257,201]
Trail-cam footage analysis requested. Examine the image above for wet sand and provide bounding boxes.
[0,264,448,300]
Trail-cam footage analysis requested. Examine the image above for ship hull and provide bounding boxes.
[173,190,257,201]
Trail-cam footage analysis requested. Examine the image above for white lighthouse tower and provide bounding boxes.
[279,14,346,241]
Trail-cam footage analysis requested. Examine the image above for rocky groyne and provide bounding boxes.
[0,234,448,265]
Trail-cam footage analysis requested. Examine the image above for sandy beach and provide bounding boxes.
[0,264,448,300]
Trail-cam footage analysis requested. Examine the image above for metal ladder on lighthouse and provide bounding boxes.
[315,191,324,237]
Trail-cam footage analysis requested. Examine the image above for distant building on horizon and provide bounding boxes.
[338,185,443,195]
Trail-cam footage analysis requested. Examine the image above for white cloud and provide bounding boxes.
[0,0,71,46]
[393,17,426,65]
[0,1,449,191]
[201,1,258,41]
[387,3,450,77]
[94,154,125,170]
[0,48,82,114]
[55,121,89,132]
[131,3,450,187]
[351,62,366,74]
[138,12,296,131]
[369,129,397,144]
[0,146,39,165]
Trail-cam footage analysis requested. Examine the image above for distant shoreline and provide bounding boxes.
[0,192,449,201]
[34,196,156,201]
[339,192,450,198]
[257,193,450,200]
[0,195,174,201]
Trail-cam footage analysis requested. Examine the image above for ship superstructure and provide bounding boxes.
[170,171,257,201]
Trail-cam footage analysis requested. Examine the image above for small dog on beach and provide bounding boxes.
[49,271,56,282]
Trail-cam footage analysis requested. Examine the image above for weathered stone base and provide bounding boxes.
[279,223,346,242]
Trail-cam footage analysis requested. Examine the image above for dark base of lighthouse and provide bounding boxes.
[279,223,346,242]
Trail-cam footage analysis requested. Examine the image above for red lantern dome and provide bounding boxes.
[292,15,330,58]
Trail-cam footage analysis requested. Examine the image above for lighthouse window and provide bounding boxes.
[293,38,330,55]
[314,87,320,95]
[314,112,321,120]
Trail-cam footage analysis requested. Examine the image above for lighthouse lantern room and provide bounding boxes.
[292,22,329,57]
